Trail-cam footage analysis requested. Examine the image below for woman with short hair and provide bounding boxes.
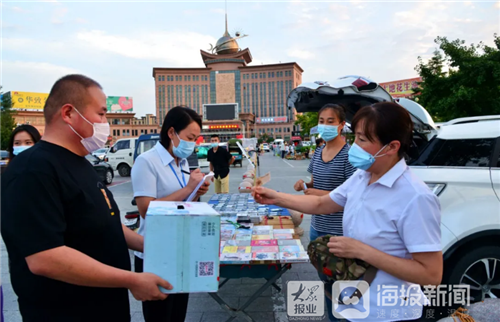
[255,102,442,322]
[132,106,210,322]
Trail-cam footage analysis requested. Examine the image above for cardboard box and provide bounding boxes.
[261,216,295,229]
[144,201,220,294]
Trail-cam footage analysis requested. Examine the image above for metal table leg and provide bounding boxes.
[208,264,291,322]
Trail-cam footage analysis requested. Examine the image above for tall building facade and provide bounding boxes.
[153,20,303,141]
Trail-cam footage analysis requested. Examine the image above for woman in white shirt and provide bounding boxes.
[253,102,442,322]
[131,106,210,322]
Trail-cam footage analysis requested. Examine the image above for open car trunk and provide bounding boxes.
[286,76,438,162]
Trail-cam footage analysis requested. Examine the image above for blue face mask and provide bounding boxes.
[13,145,32,156]
[348,143,388,171]
[211,143,219,148]
[172,133,196,159]
[317,124,339,142]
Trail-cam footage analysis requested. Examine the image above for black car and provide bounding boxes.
[85,154,114,185]
[187,148,199,172]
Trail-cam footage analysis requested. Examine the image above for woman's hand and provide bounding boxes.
[294,179,305,192]
[327,236,370,259]
[252,186,280,205]
[196,182,210,197]
[187,169,204,191]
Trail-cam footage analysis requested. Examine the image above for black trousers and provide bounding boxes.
[134,256,189,322]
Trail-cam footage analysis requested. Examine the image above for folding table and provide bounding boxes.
[208,195,310,322]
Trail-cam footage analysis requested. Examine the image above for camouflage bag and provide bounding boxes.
[307,235,377,299]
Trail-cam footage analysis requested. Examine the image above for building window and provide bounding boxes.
[158,76,161,81]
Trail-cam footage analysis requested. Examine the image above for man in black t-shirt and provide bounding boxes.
[207,135,234,194]
[1,75,172,322]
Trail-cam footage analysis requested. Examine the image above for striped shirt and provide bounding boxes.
[307,144,356,235]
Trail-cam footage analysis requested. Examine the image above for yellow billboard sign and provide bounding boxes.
[11,91,48,110]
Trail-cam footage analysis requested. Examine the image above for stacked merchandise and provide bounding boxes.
[210,193,263,224]
[219,225,308,264]
[212,193,307,264]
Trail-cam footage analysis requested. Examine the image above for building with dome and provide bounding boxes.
[152,15,304,142]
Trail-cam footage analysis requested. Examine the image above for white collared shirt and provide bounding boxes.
[131,142,189,259]
[329,158,441,321]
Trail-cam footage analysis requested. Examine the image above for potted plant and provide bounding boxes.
[294,147,304,160]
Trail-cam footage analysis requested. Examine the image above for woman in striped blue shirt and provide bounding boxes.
[295,104,357,239]
[294,104,356,321]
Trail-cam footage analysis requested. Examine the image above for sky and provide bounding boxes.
[2,0,499,117]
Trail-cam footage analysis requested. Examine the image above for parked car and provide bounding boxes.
[186,148,200,172]
[302,141,312,147]
[92,147,109,160]
[133,134,160,161]
[196,143,212,169]
[0,150,9,174]
[287,76,500,304]
[262,143,270,152]
[85,154,114,185]
[107,138,137,177]
[228,144,243,167]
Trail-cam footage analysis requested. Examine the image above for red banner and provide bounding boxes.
[379,77,422,98]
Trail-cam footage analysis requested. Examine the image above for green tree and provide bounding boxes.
[259,133,274,144]
[414,34,500,122]
[294,112,318,137]
[1,90,17,150]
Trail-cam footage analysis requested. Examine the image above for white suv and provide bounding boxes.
[287,76,500,303]
[411,116,500,302]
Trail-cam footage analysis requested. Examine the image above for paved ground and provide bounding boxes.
[1,152,445,321]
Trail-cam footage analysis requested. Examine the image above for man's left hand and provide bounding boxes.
[327,236,369,259]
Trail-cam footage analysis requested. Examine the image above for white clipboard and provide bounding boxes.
[186,171,214,201]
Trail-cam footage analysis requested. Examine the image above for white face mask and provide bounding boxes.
[68,107,110,153]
